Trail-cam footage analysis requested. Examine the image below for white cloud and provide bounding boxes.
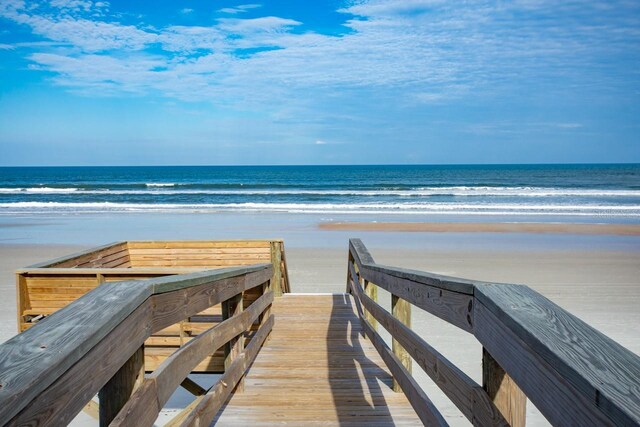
[315,140,326,145]
[0,43,15,49]
[180,8,193,15]
[1,0,638,114]
[218,4,262,14]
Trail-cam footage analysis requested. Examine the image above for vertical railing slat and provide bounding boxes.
[98,345,145,426]
[392,295,411,392]
[482,347,526,426]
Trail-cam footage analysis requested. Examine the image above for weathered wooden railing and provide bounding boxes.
[346,239,640,426]
[0,264,274,427]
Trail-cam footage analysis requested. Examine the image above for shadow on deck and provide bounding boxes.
[213,294,421,426]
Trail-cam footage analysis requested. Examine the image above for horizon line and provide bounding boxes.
[1,162,640,168]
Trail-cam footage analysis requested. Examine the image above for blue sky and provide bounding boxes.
[0,0,639,166]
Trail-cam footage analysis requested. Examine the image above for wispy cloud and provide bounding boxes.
[180,8,193,15]
[218,4,262,15]
[1,0,638,115]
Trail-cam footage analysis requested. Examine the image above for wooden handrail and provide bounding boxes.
[0,263,273,426]
[347,238,640,426]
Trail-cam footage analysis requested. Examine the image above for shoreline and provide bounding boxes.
[319,221,640,235]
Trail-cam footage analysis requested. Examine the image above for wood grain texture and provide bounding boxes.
[362,265,474,332]
[475,283,640,426]
[24,241,125,268]
[270,241,283,297]
[0,280,152,422]
[348,277,447,426]
[353,279,507,425]
[0,265,272,424]
[474,300,619,426]
[111,292,273,427]
[214,294,423,426]
[182,314,274,426]
[391,294,411,393]
[8,300,153,426]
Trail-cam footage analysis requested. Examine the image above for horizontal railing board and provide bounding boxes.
[0,265,271,423]
[475,283,640,426]
[24,241,125,268]
[182,314,275,426]
[350,285,448,425]
[365,264,477,296]
[349,265,506,426]
[16,267,205,275]
[349,238,640,427]
[112,291,274,426]
[127,240,277,249]
[360,265,475,333]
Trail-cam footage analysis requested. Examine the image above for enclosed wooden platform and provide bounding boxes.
[213,294,422,426]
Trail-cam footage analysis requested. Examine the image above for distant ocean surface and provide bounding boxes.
[0,164,639,218]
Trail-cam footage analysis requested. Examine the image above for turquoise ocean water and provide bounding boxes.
[0,164,638,219]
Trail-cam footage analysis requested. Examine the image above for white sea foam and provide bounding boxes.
[0,187,80,193]
[145,183,175,187]
[1,186,639,197]
[1,201,638,216]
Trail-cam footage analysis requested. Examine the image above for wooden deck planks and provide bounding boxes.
[213,294,422,426]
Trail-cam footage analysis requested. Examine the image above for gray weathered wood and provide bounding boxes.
[150,268,271,333]
[0,281,152,422]
[110,291,273,427]
[99,346,144,426]
[361,265,474,332]
[348,238,376,267]
[474,300,620,426]
[350,275,507,426]
[8,300,152,426]
[348,274,448,426]
[0,265,272,423]
[223,292,244,392]
[475,283,640,426]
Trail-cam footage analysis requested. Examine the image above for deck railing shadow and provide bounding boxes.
[0,264,274,427]
[327,293,395,425]
[346,238,640,426]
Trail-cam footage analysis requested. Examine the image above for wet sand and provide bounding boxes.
[320,221,640,235]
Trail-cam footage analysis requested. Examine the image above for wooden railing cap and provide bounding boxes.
[475,282,640,425]
[0,264,271,423]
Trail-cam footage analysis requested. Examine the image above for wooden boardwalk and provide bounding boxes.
[213,294,422,426]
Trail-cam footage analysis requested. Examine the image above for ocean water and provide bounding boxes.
[0,164,639,219]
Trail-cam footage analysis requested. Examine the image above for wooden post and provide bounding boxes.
[223,293,244,392]
[347,252,355,293]
[392,294,411,392]
[270,241,282,297]
[482,347,526,427]
[364,280,378,332]
[99,345,144,426]
[15,273,27,332]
